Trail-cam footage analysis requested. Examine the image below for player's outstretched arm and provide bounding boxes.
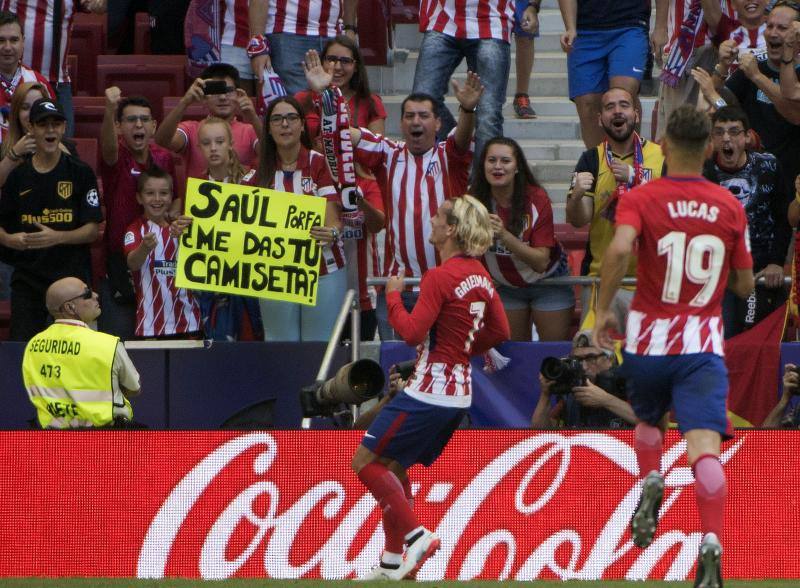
[728,268,755,299]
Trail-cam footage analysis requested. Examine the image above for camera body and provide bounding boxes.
[540,356,586,396]
[203,79,230,95]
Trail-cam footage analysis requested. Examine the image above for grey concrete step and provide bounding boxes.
[528,159,578,183]
[378,94,657,119]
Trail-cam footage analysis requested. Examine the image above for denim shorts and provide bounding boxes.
[567,26,648,99]
[220,44,256,80]
[497,265,575,312]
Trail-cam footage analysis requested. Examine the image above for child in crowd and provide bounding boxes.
[123,167,201,339]
[100,88,177,338]
[193,116,263,341]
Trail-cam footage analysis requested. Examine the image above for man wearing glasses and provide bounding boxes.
[531,329,636,428]
[155,62,261,180]
[702,105,791,337]
[0,98,101,341]
[22,276,141,429]
[98,88,177,339]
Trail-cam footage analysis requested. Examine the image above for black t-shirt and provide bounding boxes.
[0,153,102,287]
[725,58,800,190]
[703,151,791,271]
[577,0,650,30]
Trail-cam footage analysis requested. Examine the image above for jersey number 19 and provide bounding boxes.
[657,231,724,307]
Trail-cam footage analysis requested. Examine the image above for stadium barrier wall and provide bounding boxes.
[1,341,796,429]
[0,430,796,580]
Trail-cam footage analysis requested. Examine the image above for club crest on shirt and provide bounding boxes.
[426,160,440,178]
[57,181,72,200]
[301,177,314,192]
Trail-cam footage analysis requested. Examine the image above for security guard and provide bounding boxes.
[22,277,141,429]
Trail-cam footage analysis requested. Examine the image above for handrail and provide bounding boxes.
[302,288,360,429]
[367,276,793,287]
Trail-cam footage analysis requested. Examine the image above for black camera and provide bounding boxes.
[300,359,386,418]
[540,356,586,396]
[394,359,416,381]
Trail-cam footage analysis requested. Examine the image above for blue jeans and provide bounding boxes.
[268,33,335,95]
[54,82,74,137]
[412,31,510,173]
[259,268,348,341]
[375,290,419,341]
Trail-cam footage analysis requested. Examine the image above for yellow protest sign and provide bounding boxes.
[175,178,326,306]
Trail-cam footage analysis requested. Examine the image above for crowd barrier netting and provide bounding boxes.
[0,429,797,580]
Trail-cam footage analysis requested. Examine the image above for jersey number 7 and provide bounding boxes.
[464,301,486,352]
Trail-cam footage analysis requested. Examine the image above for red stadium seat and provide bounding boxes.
[66,55,77,95]
[72,96,106,141]
[0,300,9,341]
[392,0,418,24]
[72,137,98,176]
[358,0,391,65]
[555,223,589,252]
[162,96,207,123]
[96,55,187,121]
[69,13,107,96]
[134,12,151,54]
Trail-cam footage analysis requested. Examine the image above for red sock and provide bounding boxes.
[692,454,726,539]
[402,476,415,507]
[358,462,419,540]
[634,422,663,476]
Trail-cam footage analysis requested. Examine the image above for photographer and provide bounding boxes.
[762,363,800,429]
[531,330,636,429]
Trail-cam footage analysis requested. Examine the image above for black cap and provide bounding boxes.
[29,98,66,124]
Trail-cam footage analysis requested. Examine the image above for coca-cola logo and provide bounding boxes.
[137,432,744,580]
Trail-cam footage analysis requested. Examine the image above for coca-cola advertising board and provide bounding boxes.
[0,430,796,580]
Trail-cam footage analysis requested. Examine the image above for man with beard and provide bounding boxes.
[698,0,800,194]
[702,105,791,337]
[566,87,665,327]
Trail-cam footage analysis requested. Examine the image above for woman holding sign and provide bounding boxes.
[257,96,346,341]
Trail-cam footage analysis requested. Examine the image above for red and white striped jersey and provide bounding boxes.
[663,0,734,54]
[263,0,342,37]
[0,63,54,122]
[388,255,510,408]
[419,0,514,42]
[341,177,384,310]
[713,14,766,55]
[355,128,472,278]
[1,0,77,84]
[615,176,752,357]
[267,147,345,276]
[220,0,249,48]
[481,185,565,288]
[123,218,202,338]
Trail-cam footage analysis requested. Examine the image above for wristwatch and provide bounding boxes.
[713,97,727,110]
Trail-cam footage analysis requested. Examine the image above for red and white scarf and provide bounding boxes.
[600,132,646,223]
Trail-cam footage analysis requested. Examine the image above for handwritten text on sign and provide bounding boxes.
[175,178,325,305]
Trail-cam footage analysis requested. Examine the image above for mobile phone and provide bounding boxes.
[203,80,229,95]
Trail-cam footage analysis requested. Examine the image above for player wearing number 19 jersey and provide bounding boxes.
[352,196,509,581]
[595,106,754,588]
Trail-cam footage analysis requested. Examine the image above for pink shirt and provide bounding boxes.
[177,117,259,180]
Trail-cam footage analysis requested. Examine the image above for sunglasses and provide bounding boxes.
[60,287,92,307]
[324,55,355,65]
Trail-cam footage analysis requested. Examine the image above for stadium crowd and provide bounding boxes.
[1,0,797,346]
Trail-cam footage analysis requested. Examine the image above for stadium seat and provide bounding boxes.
[72,137,98,176]
[162,97,207,123]
[66,55,77,94]
[70,13,107,96]
[96,55,187,121]
[0,300,9,341]
[134,12,151,54]
[72,96,106,141]
[358,0,391,65]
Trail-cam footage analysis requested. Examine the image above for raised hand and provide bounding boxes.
[451,71,484,112]
[302,49,332,93]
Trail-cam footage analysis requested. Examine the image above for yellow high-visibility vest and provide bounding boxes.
[22,322,131,428]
